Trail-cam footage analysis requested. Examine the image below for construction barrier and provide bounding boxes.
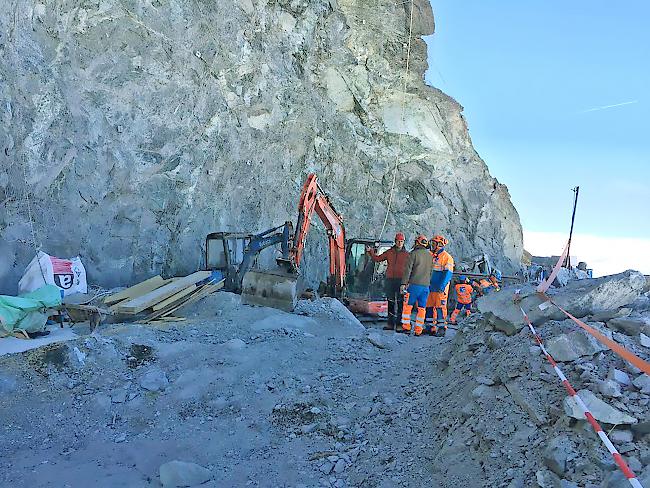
[536,241,569,294]
[520,307,644,488]
[542,296,650,376]
[534,240,650,376]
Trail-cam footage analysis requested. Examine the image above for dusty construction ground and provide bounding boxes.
[2,285,650,488]
[0,294,450,487]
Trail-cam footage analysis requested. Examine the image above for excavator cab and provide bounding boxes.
[344,238,392,316]
[205,232,252,291]
[205,223,298,310]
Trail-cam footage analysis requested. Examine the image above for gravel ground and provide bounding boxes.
[1,286,649,488]
[0,293,452,487]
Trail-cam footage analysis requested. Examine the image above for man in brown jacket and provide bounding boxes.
[400,235,434,336]
[367,232,409,331]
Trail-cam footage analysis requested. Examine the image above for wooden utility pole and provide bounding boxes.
[565,186,580,269]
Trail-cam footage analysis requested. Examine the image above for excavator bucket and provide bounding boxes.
[241,269,299,312]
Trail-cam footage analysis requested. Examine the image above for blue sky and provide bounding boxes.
[424,1,650,274]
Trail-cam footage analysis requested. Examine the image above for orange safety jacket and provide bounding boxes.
[455,283,474,304]
[370,246,410,279]
[429,250,454,294]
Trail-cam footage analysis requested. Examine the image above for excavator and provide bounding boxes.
[204,222,293,294]
[241,173,347,310]
[205,173,391,313]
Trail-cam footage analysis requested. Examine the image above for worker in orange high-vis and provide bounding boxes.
[425,235,454,336]
[477,273,499,295]
[367,232,409,331]
[400,235,433,336]
[488,270,501,291]
[478,278,492,294]
[450,276,473,325]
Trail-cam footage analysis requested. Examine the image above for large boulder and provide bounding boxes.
[602,465,650,488]
[478,271,646,335]
[139,368,169,392]
[563,389,637,425]
[544,326,609,362]
[632,374,650,394]
[543,436,574,476]
[294,298,365,331]
[597,379,622,398]
[159,460,212,488]
[607,316,650,336]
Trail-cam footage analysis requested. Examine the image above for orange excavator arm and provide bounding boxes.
[290,173,346,296]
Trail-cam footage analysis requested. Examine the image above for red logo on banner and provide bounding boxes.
[50,257,73,275]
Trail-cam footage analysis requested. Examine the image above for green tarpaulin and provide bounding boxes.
[0,285,62,335]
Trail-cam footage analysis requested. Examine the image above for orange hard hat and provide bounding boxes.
[395,232,405,241]
[431,235,448,247]
[415,234,428,247]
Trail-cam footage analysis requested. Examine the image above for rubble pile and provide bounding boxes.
[0,270,649,487]
[427,271,650,487]
[478,270,647,335]
[294,298,366,331]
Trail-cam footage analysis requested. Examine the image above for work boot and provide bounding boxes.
[395,324,404,333]
[429,325,438,336]
[435,326,447,337]
[414,325,423,336]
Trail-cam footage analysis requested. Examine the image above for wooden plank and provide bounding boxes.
[156,282,221,319]
[159,281,223,317]
[118,271,211,314]
[152,285,197,311]
[104,276,166,304]
[109,278,181,311]
[137,284,209,324]
[138,280,223,323]
[109,299,128,312]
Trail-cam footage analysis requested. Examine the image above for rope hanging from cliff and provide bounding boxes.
[21,159,48,283]
[378,0,415,240]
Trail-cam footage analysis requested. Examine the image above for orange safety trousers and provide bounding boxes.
[450,303,471,324]
[426,290,448,329]
[401,292,426,336]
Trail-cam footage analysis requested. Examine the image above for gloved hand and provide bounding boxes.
[400,284,407,295]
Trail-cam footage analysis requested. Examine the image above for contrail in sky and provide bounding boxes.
[579,100,638,113]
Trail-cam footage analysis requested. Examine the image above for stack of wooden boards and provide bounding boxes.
[103,271,224,324]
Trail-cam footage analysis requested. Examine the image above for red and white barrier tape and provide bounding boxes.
[534,239,650,376]
[519,307,644,488]
[541,296,650,376]
[537,241,570,294]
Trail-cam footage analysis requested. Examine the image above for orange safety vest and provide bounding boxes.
[479,279,492,289]
[432,250,454,273]
[455,283,473,304]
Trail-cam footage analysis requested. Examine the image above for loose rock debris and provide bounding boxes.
[0,273,649,487]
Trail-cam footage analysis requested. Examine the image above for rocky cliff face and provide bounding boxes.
[0,0,523,293]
